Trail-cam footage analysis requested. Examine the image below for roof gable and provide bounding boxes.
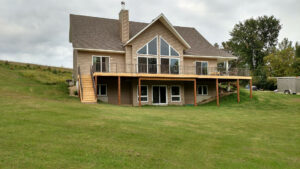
[124,13,191,49]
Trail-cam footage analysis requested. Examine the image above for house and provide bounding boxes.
[69,2,252,106]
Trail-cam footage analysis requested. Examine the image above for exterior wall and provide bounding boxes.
[128,20,185,74]
[77,51,125,75]
[183,57,218,75]
[132,80,186,106]
[184,79,216,104]
[97,77,133,105]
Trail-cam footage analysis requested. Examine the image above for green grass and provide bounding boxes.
[0,62,299,169]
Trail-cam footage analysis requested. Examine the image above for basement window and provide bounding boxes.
[137,85,148,102]
[171,86,181,102]
[97,84,107,96]
[197,85,208,95]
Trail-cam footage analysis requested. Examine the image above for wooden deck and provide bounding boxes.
[93,72,252,80]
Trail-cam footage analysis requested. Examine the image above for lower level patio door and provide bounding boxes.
[152,86,167,104]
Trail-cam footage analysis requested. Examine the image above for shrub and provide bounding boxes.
[74,90,78,95]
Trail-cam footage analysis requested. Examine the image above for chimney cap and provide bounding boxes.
[121,1,125,10]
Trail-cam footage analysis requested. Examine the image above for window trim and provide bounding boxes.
[97,84,107,96]
[197,85,208,95]
[160,36,180,57]
[136,36,158,56]
[160,57,180,74]
[137,56,158,73]
[195,61,208,75]
[137,85,148,102]
[171,85,181,102]
[92,55,111,72]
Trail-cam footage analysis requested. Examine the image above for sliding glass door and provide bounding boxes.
[152,86,167,104]
[93,56,109,72]
[196,61,208,75]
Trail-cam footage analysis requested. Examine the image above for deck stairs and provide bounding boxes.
[79,75,97,103]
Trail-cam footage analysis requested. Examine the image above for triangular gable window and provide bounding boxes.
[160,37,179,56]
[137,37,157,55]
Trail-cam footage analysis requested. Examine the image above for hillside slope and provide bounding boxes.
[0,61,299,169]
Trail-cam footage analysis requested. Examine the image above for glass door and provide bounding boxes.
[152,86,167,104]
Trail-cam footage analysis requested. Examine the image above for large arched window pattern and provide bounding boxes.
[137,37,158,55]
[160,37,179,56]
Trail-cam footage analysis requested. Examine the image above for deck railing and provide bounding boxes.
[90,66,97,100]
[78,66,83,101]
[92,64,250,76]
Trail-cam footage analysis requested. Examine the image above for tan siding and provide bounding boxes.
[128,20,185,74]
[73,49,78,81]
[183,57,218,75]
[77,51,125,75]
[184,79,216,104]
[132,80,186,106]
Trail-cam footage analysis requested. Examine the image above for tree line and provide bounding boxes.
[215,15,300,89]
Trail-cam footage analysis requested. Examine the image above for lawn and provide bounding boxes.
[0,61,299,169]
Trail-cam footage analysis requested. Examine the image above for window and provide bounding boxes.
[171,86,181,102]
[196,61,208,75]
[138,57,157,74]
[93,56,109,72]
[137,37,157,55]
[137,85,148,102]
[197,85,208,95]
[97,84,107,96]
[160,37,179,56]
[160,58,179,74]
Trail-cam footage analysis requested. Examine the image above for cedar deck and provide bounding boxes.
[93,72,253,106]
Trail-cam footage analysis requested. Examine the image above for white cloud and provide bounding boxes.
[0,0,299,68]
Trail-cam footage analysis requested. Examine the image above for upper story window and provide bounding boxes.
[160,37,179,56]
[137,37,158,55]
[196,61,208,75]
[93,56,109,72]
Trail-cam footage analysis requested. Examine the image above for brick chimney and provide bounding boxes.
[119,1,129,43]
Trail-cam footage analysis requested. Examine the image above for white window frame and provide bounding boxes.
[136,36,158,56]
[137,56,158,73]
[171,85,181,102]
[97,84,107,96]
[152,85,168,105]
[137,85,148,102]
[197,85,208,95]
[160,36,180,57]
[195,61,208,75]
[92,55,111,72]
[160,57,180,74]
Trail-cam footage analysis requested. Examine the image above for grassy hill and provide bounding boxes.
[0,61,299,169]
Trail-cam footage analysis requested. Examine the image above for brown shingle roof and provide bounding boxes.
[69,14,235,58]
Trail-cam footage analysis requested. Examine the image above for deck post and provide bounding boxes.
[216,78,219,106]
[250,79,253,99]
[118,76,121,105]
[194,79,197,106]
[138,78,141,107]
[237,79,240,103]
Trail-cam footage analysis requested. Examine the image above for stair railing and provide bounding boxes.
[78,66,83,101]
[90,65,97,100]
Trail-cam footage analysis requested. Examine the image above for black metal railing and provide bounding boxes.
[78,66,83,101]
[90,66,97,100]
[91,63,250,76]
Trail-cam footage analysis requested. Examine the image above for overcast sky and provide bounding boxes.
[0,0,299,68]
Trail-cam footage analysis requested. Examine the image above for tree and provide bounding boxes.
[213,43,219,49]
[264,38,295,77]
[296,42,300,58]
[223,15,281,71]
